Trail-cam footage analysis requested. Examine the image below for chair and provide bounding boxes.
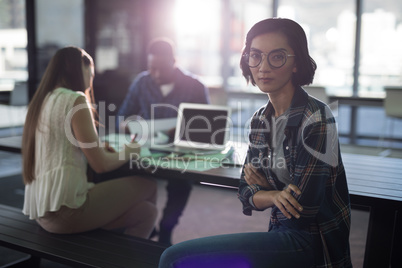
[384,86,402,119]
[10,82,28,107]
[304,86,328,104]
[379,86,402,148]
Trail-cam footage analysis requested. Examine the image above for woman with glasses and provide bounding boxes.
[158,18,352,268]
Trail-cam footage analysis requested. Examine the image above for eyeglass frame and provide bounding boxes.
[243,48,296,69]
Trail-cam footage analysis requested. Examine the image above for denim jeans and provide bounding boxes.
[158,225,314,268]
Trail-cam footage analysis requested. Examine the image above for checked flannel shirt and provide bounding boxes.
[238,86,352,268]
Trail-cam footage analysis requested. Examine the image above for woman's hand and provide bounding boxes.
[103,142,116,153]
[272,184,303,219]
[252,182,303,219]
[243,163,271,189]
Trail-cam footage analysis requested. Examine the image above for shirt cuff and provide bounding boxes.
[249,195,257,209]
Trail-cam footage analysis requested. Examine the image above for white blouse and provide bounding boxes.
[23,88,95,219]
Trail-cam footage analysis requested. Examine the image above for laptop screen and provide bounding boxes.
[175,103,231,148]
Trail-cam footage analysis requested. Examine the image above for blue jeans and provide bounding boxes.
[158,225,314,268]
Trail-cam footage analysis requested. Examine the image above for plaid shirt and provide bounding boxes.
[238,86,352,268]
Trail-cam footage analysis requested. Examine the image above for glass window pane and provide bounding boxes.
[173,0,222,87]
[0,0,27,89]
[92,0,142,75]
[360,0,402,96]
[173,0,271,90]
[338,105,351,134]
[278,0,355,96]
[0,0,27,130]
[227,0,272,91]
[36,0,84,78]
[356,106,385,137]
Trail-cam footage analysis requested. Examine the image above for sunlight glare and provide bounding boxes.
[174,0,220,35]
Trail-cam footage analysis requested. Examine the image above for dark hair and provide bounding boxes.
[22,46,94,184]
[240,18,317,86]
[147,37,175,59]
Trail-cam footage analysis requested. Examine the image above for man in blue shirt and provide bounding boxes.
[117,38,210,245]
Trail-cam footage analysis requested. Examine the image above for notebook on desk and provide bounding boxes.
[150,103,232,155]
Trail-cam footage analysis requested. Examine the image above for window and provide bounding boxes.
[35,0,84,78]
[278,0,355,96]
[227,0,272,91]
[359,0,402,95]
[0,0,27,130]
[91,0,143,75]
[171,0,402,146]
[172,0,401,99]
[0,0,27,90]
[173,0,222,87]
[173,0,272,91]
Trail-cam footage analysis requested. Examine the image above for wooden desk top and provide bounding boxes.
[342,153,402,207]
[146,150,402,208]
[151,151,402,209]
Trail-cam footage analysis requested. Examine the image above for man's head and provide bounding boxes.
[147,38,176,85]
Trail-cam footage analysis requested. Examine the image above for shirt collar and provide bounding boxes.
[287,85,309,127]
[260,86,309,128]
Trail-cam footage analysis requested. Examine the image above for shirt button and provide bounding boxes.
[286,146,289,150]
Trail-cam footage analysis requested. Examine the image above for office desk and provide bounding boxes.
[148,152,401,268]
[1,135,401,268]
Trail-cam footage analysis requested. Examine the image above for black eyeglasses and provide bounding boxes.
[243,49,295,69]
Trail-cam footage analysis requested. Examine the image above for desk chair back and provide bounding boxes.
[10,83,28,107]
[384,86,402,119]
[304,86,328,104]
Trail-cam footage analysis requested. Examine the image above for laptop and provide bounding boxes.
[150,103,232,154]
